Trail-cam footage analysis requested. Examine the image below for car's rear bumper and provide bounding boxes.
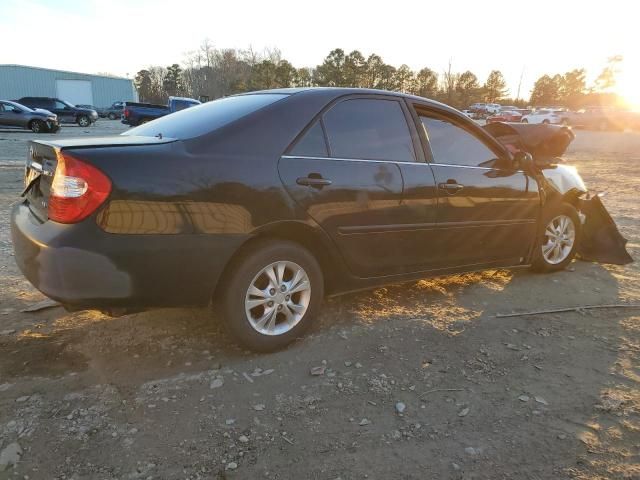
[11,201,247,310]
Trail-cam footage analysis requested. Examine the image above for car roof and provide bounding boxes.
[242,87,460,116]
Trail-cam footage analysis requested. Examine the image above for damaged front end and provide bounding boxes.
[484,122,633,265]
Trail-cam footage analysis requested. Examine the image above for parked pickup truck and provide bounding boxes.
[122,96,201,126]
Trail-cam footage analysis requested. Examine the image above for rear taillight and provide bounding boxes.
[48,152,112,223]
[124,108,130,118]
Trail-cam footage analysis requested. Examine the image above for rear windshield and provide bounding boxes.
[123,93,289,140]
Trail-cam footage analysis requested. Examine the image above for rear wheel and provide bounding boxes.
[77,115,91,127]
[30,120,44,133]
[542,119,550,125]
[218,240,324,352]
[521,118,529,123]
[108,112,117,120]
[531,203,580,272]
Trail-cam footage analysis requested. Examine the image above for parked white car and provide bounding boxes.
[521,109,568,125]
[485,103,501,114]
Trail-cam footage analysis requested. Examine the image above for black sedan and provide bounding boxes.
[10,88,606,351]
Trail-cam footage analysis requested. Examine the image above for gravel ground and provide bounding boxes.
[0,121,639,479]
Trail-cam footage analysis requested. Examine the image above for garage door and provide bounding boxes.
[56,80,94,106]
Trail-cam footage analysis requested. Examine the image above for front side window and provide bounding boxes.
[323,98,415,162]
[290,121,328,157]
[54,101,69,109]
[421,115,498,168]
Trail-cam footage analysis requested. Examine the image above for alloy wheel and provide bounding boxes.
[244,260,311,336]
[542,214,576,265]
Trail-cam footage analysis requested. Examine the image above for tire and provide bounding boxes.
[30,120,44,133]
[218,239,324,352]
[561,119,569,126]
[542,119,550,125]
[521,119,529,123]
[140,118,151,125]
[531,203,580,273]
[77,115,91,127]
[108,112,117,120]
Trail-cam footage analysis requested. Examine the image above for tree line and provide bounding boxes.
[133,42,623,110]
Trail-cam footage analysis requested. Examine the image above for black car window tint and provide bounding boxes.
[323,99,415,162]
[290,121,328,157]
[420,116,498,167]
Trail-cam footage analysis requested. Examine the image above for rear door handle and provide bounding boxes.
[296,175,332,189]
[438,181,464,193]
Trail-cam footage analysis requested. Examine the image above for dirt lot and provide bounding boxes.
[0,121,639,479]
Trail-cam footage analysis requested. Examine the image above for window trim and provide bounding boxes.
[288,119,330,158]
[412,103,513,170]
[286,93,426,164]
[322,96,419,163]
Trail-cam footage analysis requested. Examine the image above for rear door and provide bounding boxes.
[279,96,435,277]
[417,110,540,267]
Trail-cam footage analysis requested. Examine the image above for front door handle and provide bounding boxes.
[438,180,464,193]
[296,174,332,189]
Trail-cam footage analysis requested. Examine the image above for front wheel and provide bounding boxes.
[30,120,44,133]
[108,112,117,120]
[77,115,91,127]
[531,203,580,272]
[218,240,324,352]
[521,119,529,123]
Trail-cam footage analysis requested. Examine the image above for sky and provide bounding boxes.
[1,0,638,105]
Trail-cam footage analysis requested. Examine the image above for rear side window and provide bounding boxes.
[290,121,328,157]
[123,93,289,140]
[421,115,498,168]
[323,98,415,162]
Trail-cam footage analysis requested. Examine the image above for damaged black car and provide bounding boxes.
[10,88,633,351]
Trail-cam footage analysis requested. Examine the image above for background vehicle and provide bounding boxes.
[521,108,567,125]
[17,97,98,126]
[13,88,622,352]
[76,104,106,118]
[104,101,125,120]
[0,100,59,133]
[122,96,200,126]
[486,110,524,123]
[565,107,640,131]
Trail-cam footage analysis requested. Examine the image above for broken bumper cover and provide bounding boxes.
[577,195,633,265]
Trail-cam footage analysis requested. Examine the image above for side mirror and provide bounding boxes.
[513,151,534,172]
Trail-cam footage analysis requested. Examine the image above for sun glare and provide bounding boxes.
[617,67,640,110]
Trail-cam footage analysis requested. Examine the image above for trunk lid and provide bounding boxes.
[23,135,177,222]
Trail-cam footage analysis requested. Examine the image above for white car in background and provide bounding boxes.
[521,109,569,125]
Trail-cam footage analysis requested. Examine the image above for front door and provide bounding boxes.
[279,96,438,277]
[417,112,540,267]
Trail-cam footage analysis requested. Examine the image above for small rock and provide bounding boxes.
[452,463,461,471]
[225,419,236,425]
[344,361,352,367]
[518,395,530,402]
[535,396,549,406]
[391,430,402,440]
[0,442,23,471]
[239,435,249,443]
[359,418,371,426]
[262,369,274,375]
[210,377,224,389]
[458,407,469,417]
[464,447,479,456]
[253,404,265,411]
[226,462,238,470]
[0,329,16,336]
[15,396,30,403]
[310,366,326,376]
[395,402,406,414]
[557,434,567,440]
[355,362,363,369]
